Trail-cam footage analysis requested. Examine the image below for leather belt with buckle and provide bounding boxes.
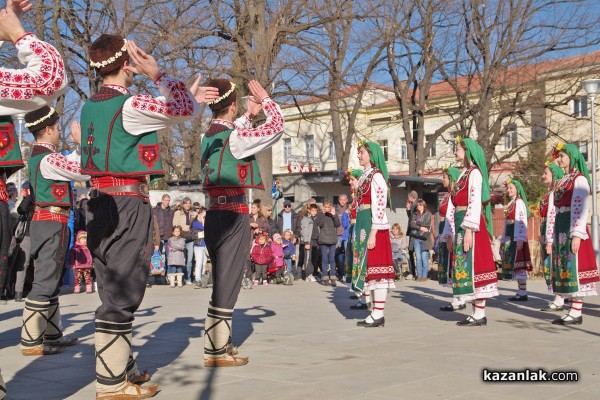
[90,183,150,198]
[209,194,247,205]
[35,205,70,217]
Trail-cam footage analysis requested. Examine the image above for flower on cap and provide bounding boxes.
[207,82,236,105]
[504,177,513,188]
[552,143,565,159]
[90,39,127,68]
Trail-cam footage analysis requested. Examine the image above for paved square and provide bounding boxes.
[1,278,599,399]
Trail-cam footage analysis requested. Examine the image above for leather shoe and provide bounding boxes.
[350,302,368,310]
[439,303,466,312]
[540,303,564,312]
[129,370,151,385]
[357,316,385,328]
[552,315,582,325]
[456,316,487,326]
[44,336,78,347]
[96,381,159,399]
[204,354,249,367]
[21,343,65,356]
[349,294,358,300]
[509,295,528,301]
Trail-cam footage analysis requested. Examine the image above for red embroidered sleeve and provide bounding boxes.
[570,175,590,239]
[0,33,65,100]
[40,152,88,183]
[122,74,199,135]
[130,75,196,117]
[229,98,285,159]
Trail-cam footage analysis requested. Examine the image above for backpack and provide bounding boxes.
[150,249,165,276]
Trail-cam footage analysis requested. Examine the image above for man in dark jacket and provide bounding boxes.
[276,199,298,235]
[406,190,418,279]
[316,200,340,286]
[153,194,173,269]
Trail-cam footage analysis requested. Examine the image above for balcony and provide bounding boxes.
[286,155,323,173]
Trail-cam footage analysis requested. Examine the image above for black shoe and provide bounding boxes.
[457,316,487,326]
[357,316,385,328]
[508,295,528,302]
[540,303,564,312]
[349,294,359,300]
[350,302,368,310]
[330,280,337,287]
[552,315,582,325]
[439,303,465,312]
[14,292,23,302]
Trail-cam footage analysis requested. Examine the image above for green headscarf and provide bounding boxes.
[358,140,391,207]
[345,167,363,180]
[442,165,461,184]
[458,137,493,236]
[553,143,591,186]
[506,178,530,217]
[544,161,564,183]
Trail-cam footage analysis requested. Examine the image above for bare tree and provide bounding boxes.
[205,0,338,202]
[437,0,600,165]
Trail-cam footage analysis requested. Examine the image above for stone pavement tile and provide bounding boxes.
[366,372,483,399]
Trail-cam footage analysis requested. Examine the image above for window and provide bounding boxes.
[504,124,518,150]
[400,140,408,160]
[378,140,388,161]
[283,138,291,164]
[573,97,589,118]
[305,135,314,158]
[426,135,436,157]
[328,133,336,160]
[532,126,546,141]
[578,140,589,161]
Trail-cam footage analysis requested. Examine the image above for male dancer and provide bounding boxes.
[201,78,284,367]
[80,34,216,399]
[20,106,88,356]
[1,1,67,398]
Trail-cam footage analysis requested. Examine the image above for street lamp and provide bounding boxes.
[582,79,600,271]
[14,113,25,191]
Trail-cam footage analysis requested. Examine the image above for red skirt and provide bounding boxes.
[365,230,396,282]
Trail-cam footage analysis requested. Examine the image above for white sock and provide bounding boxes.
[451,297,462,308]
[360,291,370,305]
[371,288,387,319]
[554,295,564,307]
[472,299,486,319]
[517,280,527,296]
[567,297,583,318]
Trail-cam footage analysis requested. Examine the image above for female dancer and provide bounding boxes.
[352,141,396,326]
[438,166,466,311]
[540,161,564,311]
[500,178,532,301]
[344,168,370,307]
[548,143,599,324]
[443,137,498,326]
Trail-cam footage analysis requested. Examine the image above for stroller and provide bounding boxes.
[242,259,294,289]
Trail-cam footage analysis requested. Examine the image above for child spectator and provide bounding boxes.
[251,232,273,286]
[271,233,285,282]
[390,223,409,279]
[69,231,94,294]
[282,230,297,276]
[191,209,208,289]
[167,226,186,288]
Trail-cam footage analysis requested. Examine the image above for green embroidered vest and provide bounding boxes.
[201,125,263,190]
[80,87,163,176]
[28,146,71,207]
[0,115,24,177]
